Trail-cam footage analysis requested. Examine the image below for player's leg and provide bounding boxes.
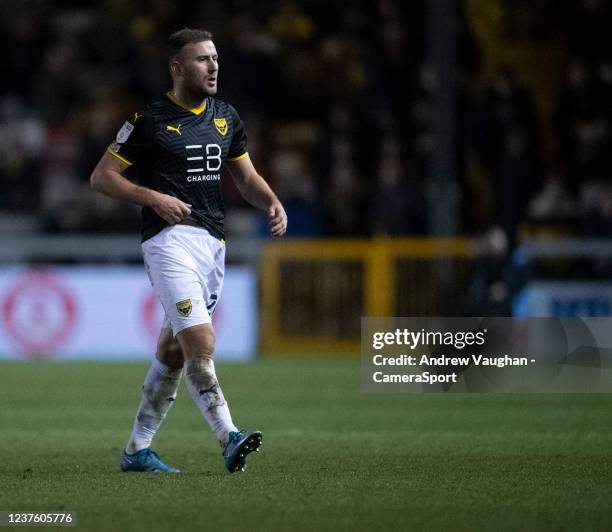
[141,225,261,471]
[177,323,261,472]
[120,325,183,473]
[167,228,238,443]
[125,326,183,453]
[177,323,238,443]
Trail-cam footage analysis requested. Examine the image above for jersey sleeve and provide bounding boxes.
[227,104,248,161]
[107,110,153,166]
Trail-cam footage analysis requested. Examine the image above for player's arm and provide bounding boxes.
[226,154,287,236]
[90,151,192,225]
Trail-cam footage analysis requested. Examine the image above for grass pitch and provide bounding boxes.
[1,359,611,531]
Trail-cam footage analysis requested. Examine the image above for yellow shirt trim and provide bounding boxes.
[227,151,248,161]
[107,147,133,166]
[166,91,207,115]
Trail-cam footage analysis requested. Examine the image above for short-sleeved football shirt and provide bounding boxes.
[108,92,248,242]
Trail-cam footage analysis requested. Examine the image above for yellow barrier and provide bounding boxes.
[260,238,475,355]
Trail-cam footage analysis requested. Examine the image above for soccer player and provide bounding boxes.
[90,28,287,473]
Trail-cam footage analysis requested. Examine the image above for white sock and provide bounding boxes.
[184,358,238,443]
[125,359,182,454]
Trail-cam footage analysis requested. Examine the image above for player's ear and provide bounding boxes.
[170,59,182,76]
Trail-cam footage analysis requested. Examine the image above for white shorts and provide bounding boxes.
[142,224,225,337]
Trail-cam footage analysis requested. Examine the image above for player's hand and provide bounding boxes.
[152,192,192,224]
[268,202,287,236]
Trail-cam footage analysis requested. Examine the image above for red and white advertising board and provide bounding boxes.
[0,266,256,361]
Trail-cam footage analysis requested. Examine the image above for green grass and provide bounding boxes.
[1,359,611,531]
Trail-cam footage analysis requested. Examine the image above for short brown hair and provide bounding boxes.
[168,28,213,57]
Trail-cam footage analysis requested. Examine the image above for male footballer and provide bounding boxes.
[90,28,287,473]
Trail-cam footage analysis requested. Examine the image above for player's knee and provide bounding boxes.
[178,325,216,360]
[195,327,216,359]
[157,340,184,369]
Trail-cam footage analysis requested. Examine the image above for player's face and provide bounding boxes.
[177,40,219,97]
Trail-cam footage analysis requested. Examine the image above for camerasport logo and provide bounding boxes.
[2,271,77,357]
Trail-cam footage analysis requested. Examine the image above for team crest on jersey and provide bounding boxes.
[176,299,192,317]
[214,118,228,136]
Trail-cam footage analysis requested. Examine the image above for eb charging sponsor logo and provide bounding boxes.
[2,271,77,357]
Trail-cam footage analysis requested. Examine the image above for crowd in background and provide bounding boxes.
[1,0,611,242]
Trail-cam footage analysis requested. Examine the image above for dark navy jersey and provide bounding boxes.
[108,92,248,242]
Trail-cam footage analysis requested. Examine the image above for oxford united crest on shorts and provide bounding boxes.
[176,299,192,317]
[214,118,228,136]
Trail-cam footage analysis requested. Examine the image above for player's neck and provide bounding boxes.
[169,88,207,111]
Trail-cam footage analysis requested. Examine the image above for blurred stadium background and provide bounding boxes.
[2,1,612,530]
[1,0,611,361]
[1,0,611,360]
